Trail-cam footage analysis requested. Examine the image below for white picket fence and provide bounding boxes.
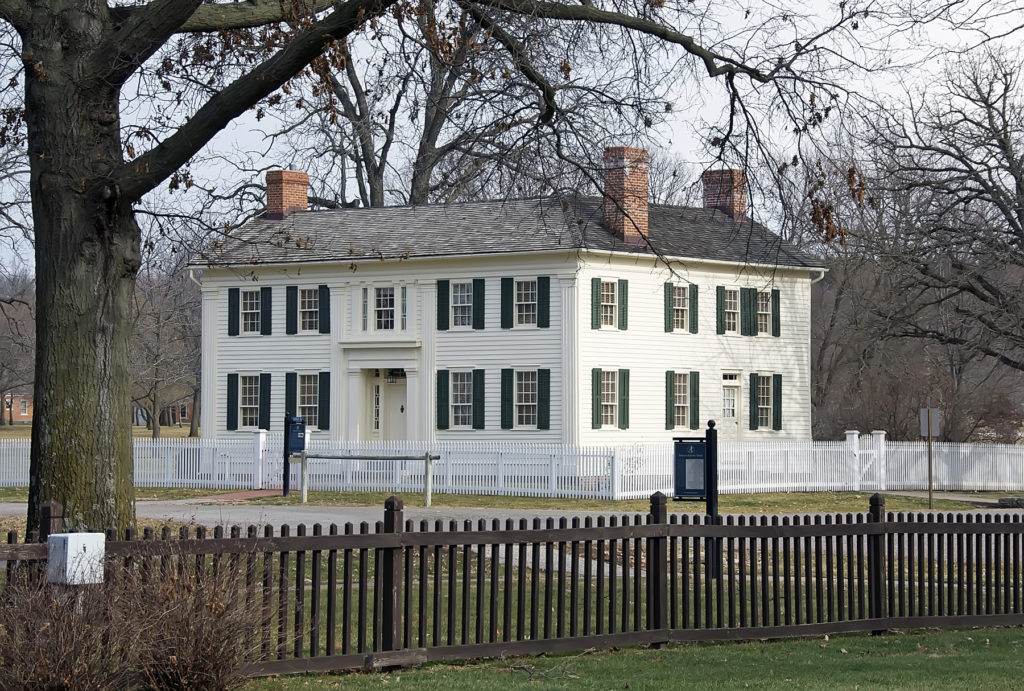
[0,431,1022,498]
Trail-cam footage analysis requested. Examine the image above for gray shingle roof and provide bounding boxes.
[197,196,822,269]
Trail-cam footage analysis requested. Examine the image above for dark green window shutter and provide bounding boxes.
[664,284,674,332]
[716,286,725,334]
[749,373,759,430]
[318,285,331,334]
[472,279,485,330]
[689,371,700,430]
[258,373,271,430]
[740,288,755,336]
[689,284,699,334]
[226,374,238,430]
[436,280,450,331]
[772,373,783,430]
[436,370,450,430]
[286,286,298,335]
[472,369,485,429]
[500,277,513,329]
[285,372,297,416]
[537,276,550,329]
[228,288,239,336]
[318,372,330,430]
[665,370,675,430]
[538,369,550,430]
[618,280,628,330]
[260,287,272,336]
[591,368,602,429]
[618,369,629,429]
[591,278,601,329]
[500,369,514,429]
[771,288,780,337]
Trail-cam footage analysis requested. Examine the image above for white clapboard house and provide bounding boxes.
[195,148,824,444]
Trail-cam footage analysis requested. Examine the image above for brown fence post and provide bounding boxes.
[382,496,404,652]
[39,500,63,542]
[648,492,668,638]
[868,493,887,633]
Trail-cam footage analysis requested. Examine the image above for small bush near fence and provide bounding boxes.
[0,561,261,690]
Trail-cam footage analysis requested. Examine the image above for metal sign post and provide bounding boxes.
[920,408,941,510]
[673,421,720,579]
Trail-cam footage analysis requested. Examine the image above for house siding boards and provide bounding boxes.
[576,257,812,443]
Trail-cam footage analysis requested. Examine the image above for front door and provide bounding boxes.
[720,373,741,440]
[383,375,407,441]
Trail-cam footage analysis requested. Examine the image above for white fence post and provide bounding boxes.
[845,430,860,492]
[252,430,266,490]
[609,449,621,500]
[872,430,887,491]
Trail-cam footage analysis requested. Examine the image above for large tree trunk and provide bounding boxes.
[188,386,200,438]
[25,5,139,533]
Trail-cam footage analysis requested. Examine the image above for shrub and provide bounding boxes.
[0,556,261,690]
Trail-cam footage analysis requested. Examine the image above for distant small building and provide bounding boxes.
[3,392,33,424]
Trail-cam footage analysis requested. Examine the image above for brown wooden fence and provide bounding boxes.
[3,493,1024,678]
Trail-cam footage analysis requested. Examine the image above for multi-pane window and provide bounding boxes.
[600,370,618,426]
[757,375,773,429]
[673,285,688,330]
[452,282,473,327]
[516,280,538,326]
[757,291,771,334]
[375,287,395,330]
[298,374,319,428]
[600,281,618,327]
[241,289,261,333]
[722,373,739,419]
[516,370,538,427]
[673,373,690,427]
[239,375,260,428]
[300,289,319,332]
[451,371,473,427]
[20,400,27,415]
[401,286,408,330]
[723,289,739,333]
[372,384,381,431]
[361,288,368,331]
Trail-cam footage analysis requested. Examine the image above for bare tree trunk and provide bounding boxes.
[25,6,138,532]
[151,394,161,440]
[188,387,200,438]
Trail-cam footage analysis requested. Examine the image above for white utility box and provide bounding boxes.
[47,533,105,585]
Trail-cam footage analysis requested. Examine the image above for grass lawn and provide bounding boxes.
[244,627,1024,690]
[238,489,973,514]
[0,425,195,440]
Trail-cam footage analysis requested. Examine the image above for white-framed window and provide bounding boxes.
[673,372,689,428]
[361,288,368,331]
[757,375,773,429]
[401,286,408,330]
[516,370,538,427]
[600,370,617,426]
[241,289,261,333]
[298,374,319,428]
[452,282,473,327]
[300,288,319,332]
[451,371,473,428]
[723,289,739,333]
[673,284,688,330]
[600,281,617,327]
[722,373,739,420]
[239,375,260,428]
[516,280,538,326]
[375,287,395,330]
[19,400,27,415]
[372,384,381,431]
[757,291,771,334]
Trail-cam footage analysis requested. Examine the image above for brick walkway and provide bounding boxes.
[193,489,280,502]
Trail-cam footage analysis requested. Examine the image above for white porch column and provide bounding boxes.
[345,368,362,441]
[405,366,422,441]
[199,285,219,438]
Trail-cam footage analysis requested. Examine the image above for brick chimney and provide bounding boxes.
[603,147,649,243]
[702,169,747,220]
[265,169,309,219]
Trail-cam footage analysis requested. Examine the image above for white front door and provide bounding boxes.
[383,378,407,441]
[720,374,741,440]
